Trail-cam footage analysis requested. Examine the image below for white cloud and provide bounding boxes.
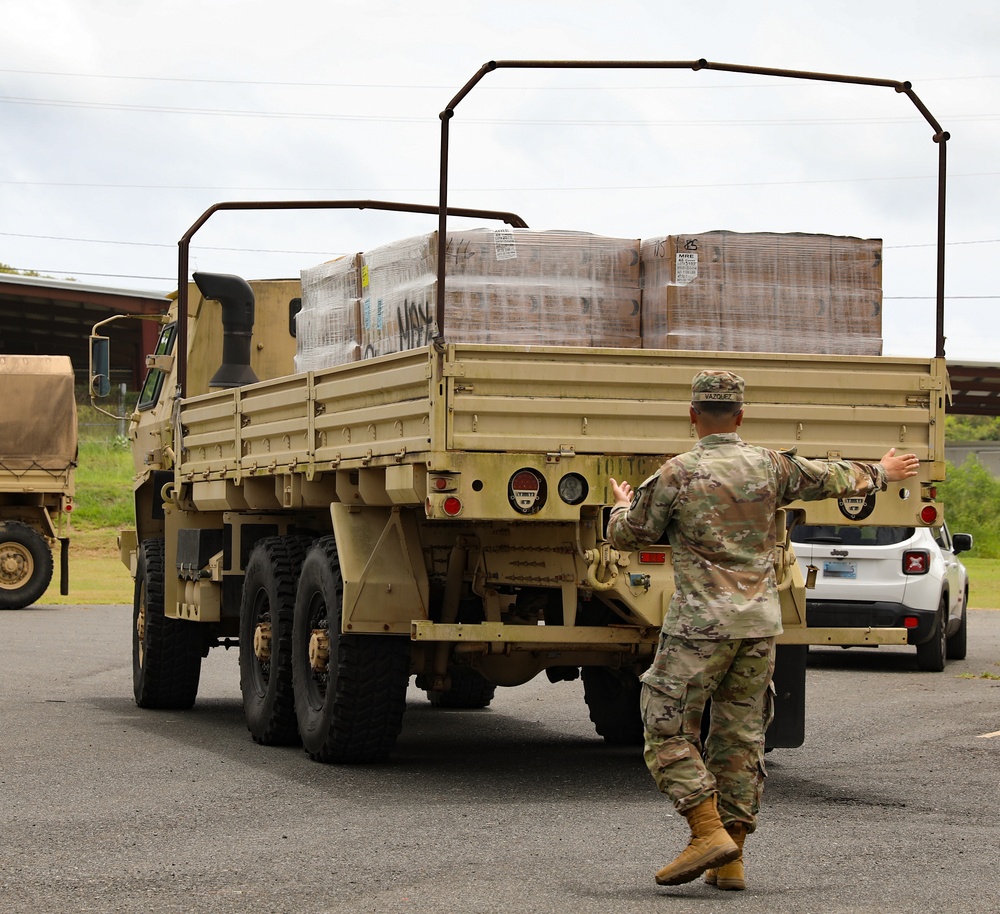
[0,0,997,358]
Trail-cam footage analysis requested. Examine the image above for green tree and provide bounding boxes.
[940,456,1000,557]
[0,262,42,276]
[946,414,1000,441]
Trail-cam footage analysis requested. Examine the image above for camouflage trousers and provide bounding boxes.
[640,634,776,832]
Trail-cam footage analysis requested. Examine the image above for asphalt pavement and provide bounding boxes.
[2,604,998,914]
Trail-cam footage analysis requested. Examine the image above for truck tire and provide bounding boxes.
[946,590,969,661]
[0,521,54,610]
[582,666,644,745]
[133,538,203,709]
[292,536,410,763]
[916,597,948,672]
[425,670,497,709]
[239,535,311,745]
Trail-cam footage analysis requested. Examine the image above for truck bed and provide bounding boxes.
[177,343,946,482]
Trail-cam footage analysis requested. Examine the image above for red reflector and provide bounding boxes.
[433,477,449,490]
[64,503,73,512]
[443,497,463,516]
[919,505,938,524]
[903,617,920,629]
[638,551,667,564]
[903,551,928,574]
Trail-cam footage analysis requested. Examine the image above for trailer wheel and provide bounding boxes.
[292,536,410,763]
[0,521,54,610]
[239,535,311,745]
[582,666,644,745]
[133,538,202,709]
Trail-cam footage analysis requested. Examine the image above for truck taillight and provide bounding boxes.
[443,497,463,516]
[638,551,667,564]
[919,505,938,524]
[902,551,929,575]
[64,502,73,512]
[430,474,456,492]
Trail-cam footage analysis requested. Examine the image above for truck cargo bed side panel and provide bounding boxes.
[444,345,945,468]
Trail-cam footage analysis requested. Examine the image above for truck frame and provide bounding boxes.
[92,60,951,762]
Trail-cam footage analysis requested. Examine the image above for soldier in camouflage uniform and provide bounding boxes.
[607,369,919,889]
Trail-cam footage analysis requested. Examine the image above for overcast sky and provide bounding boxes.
[2,0,997,360]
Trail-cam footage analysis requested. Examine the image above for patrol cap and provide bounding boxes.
[691,369,745,404]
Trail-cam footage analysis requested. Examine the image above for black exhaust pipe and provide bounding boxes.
[193,272,260,389]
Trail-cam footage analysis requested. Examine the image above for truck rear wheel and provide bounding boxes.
[582,666,644,745]
[133,538,203,709]
[292,536,410,763]
[239,535,311,745]
[0,521,53,610]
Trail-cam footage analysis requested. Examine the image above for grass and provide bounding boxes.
[963,558,1000,610]
[37,433,1000,608]
[42,527,133,605]
[39,432,136,605]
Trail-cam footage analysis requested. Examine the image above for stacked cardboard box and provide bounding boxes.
[359,228,641,358]
[295,254,362,371]
[295,228,884,369]
[639,231,883,355]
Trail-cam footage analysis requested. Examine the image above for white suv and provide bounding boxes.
[789,523,972,671]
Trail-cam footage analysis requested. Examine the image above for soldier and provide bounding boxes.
[607,369,919,890]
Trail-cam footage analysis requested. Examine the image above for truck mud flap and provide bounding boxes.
[766,644,807,750]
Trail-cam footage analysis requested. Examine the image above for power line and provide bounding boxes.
[2,67,998,89]
[3,229,997,253]
[5,172,997,194]
[4,93,993,127]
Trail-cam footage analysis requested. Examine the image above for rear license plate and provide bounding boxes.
[823,560,857,579]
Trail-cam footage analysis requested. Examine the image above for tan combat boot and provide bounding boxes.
[704,823,747,890]
[655,797,739,886]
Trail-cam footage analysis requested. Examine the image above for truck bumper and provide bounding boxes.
[777,624,909,646]
[410,620,655,651]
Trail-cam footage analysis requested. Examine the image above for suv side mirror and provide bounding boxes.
[951,533,973,554]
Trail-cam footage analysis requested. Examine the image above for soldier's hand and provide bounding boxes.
[610,477,633,508]
[879,447,920,482]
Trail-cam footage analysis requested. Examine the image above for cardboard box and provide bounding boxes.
[640,232,882,355]
[360,229,641,358]
[296,254,363,370]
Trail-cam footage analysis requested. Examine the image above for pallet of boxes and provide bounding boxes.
[295,228,881,365]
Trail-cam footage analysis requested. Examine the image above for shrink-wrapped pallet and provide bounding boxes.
[639,231,883,355]
[359,228,641,358]
[295,254,362,371]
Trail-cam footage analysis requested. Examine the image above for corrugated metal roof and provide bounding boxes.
[0,272,170,301]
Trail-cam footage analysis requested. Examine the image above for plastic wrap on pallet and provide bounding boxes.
[358,229,641,359]
[639,232,883,355]
[295,254,362,370]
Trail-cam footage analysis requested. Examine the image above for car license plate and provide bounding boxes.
[823,560,857,579]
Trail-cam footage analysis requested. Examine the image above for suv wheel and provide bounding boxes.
[915,597,947,672]
[946,590,968,661]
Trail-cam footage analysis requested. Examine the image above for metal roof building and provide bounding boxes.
[0,273,171,388]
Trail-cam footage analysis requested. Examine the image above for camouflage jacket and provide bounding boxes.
[606,432,888,640]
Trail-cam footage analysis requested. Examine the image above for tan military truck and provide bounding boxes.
[0,354,76,609]
[92,61,952,762]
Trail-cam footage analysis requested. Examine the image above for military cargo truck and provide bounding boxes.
[0,354,76,609]
[92,60,952,762]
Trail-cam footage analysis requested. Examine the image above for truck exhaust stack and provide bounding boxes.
[193,271,260,389]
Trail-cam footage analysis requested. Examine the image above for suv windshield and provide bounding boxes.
[790,525,915,546]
